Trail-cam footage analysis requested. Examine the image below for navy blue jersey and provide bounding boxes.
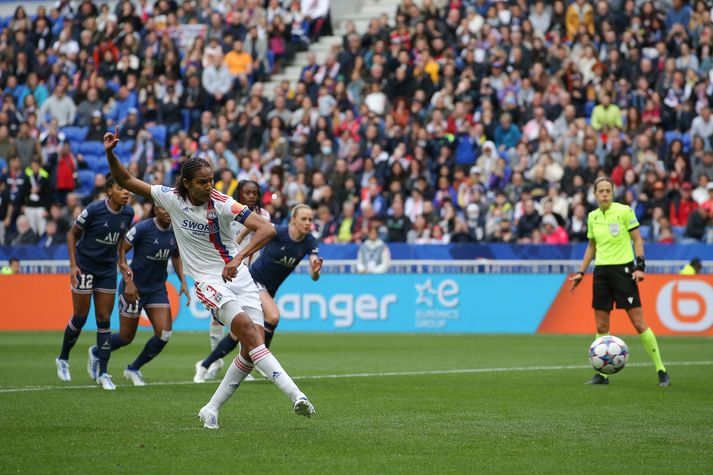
[75,199,134,277]
[125,218,178,293]
[249,225,319,296]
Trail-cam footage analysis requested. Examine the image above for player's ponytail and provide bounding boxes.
[175,158,211,199]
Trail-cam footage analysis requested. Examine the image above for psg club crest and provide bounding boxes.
[609,223,620,236]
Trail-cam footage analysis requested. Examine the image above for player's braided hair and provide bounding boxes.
[593,176,616,192]
[175,158,211,199]
[105,173,117,191]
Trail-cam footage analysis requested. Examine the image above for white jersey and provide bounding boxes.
[150,185,252,283]
[230,207,271,265]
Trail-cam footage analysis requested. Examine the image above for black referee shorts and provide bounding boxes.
[592,262,642,311]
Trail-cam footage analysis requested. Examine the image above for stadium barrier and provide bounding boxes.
[2,273,712,336]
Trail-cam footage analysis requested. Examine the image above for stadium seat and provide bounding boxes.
[70,141,81,155]
[76,169,96,197]
[672,226,685,241]
[665,130,682,145]
[148,125,167,147]
[84,154,110,174]
[116,139,135,157]
[682,132,692,153]
[61,126,88,143]
[639,225,651,241]
[0,158,6,173]
[79,141,105,157]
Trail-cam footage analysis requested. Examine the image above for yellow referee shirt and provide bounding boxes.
[587,202,639,265]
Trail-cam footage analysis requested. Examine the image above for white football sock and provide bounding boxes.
[209,319,223,351]
[207,355,254,409]
[249,345,304,403]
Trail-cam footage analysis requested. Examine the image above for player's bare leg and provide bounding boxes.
[199,303,314,429]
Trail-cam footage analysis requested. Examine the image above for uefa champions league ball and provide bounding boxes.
[589,335,629,375]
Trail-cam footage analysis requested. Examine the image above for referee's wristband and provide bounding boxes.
[635,256,646,272]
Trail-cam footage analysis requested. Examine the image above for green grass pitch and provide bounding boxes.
[0,332,712,473]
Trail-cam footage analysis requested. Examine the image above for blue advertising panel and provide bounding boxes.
[81,273,564,333]
[274,274,564,333]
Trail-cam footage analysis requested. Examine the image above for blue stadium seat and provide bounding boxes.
[665,130,682,145]
[79,141,105,157]
[672,226,685,241]
[148,125,167,147]
[77,170,96,197]
[84,154,109,174]
[61,126,88,143]
[70,141,81,155]
[682,132,692,153]
[639,225,651,241]
[116,139,135,157]
[0,158,7,173]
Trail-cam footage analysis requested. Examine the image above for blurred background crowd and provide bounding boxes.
[1,0,713,248]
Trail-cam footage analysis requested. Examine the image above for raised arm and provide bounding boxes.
[104,126,152,199]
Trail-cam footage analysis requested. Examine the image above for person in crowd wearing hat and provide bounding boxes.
[541,213,569,244]
[680,257,703,275]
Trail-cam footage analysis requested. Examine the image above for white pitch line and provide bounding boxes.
[1,360,711,394]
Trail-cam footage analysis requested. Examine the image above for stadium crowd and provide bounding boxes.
[1,0,713,248]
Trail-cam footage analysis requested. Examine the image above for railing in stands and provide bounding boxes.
[1,259,708,275]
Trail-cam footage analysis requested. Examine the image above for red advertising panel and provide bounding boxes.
[539,275,713,335]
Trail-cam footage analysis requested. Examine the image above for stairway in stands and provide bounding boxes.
[262,0,401,99]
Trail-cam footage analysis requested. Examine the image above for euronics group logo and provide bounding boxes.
[414,278,460,329]
[656,280,713,332]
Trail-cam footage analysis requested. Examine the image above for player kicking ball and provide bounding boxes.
[103,128,315,428]
[194,204,322,382]
[56,175,133,390]
[89,203,190,386]
[203,180,270,379]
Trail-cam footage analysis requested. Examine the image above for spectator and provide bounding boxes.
[37,84,76,127]
[591,94,623,131]
[223,41,253,93]
[14,123,42,168]
[385,200,411,243]
[38,219,66,247]
[669,182,699,227]
[51,140,77,205]
[541,214,569,244]
[0,257,20,275]
[20,158,51,236]
[356,224,390,274]
[10,215,38,245]
[517,199,542,240]
[679,257,703,275]
[684,206,709,242]
[690,106,713,148]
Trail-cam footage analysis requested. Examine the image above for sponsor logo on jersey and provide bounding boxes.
[180,219,219,233]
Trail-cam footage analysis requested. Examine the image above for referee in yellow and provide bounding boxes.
[570,177,670,387]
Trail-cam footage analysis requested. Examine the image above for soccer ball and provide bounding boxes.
[589,335,629,375]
